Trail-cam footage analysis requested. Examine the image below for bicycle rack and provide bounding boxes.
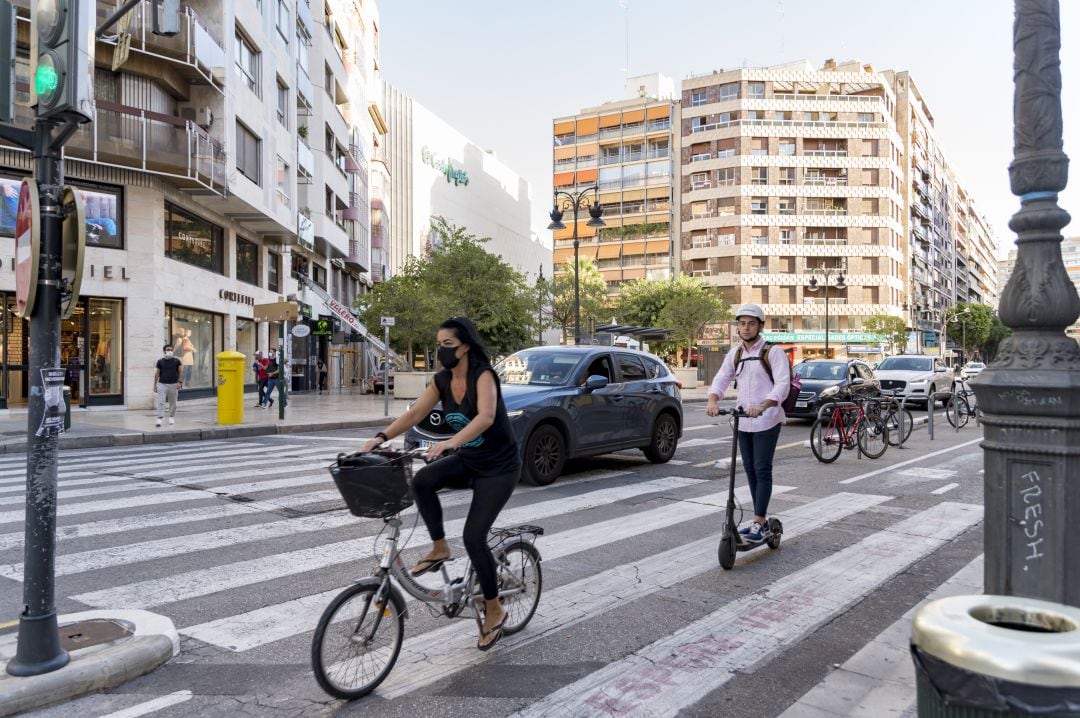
[926,390,961,440]
[879,392,914,450]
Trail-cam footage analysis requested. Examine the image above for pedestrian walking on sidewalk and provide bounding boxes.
[154,344,183,427]
[253,351,270,407]
[262,349,280,408]
[317,358,328,394]
[705,304,791,542]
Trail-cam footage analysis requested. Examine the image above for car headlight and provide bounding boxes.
[819,386,839,399]
[909,378,928,386]
[506,409,524,419]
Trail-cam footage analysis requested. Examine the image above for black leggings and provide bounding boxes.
[411,453,518,600]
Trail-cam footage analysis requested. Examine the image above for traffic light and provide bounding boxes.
[152,0,179,37]
[32,0,94,122]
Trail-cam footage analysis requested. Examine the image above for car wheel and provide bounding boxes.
[523,424,565,487]
[642,412,679,463]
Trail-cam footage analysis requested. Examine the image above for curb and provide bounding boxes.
[0,418,390,454]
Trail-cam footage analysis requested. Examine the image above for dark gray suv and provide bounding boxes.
[405,346,683,486]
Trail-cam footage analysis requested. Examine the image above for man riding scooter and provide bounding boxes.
[706,304,791,543]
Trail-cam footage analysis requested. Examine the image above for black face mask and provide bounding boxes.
[438,345,462,369]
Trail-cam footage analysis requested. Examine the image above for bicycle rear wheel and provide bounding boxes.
[496,542,542,634]
[946,396,970,429]
[885,408,913,446]
[312,581,405,699]
[857,417,889,458]
[810,417,843,463]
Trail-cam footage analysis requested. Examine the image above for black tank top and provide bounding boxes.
[434,362,521,476]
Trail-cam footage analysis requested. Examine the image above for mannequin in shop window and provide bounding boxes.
[178,329,196,385]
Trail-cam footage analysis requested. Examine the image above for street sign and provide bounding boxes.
[60,185,85,319]
[14,178,40,319]
[291,324,311,338]
[380,316,395,327]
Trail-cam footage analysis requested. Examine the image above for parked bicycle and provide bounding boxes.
[865,390,914,447]
[945,376,982,429]
[311,448,543,699]
[810,399,890,463]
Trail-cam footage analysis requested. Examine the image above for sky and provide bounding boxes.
[378,0,1079,259]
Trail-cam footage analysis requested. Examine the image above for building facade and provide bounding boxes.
[1064,236,1080,342]
[382,81,546,282]
[0,0,382,409]
[551,73,677,304]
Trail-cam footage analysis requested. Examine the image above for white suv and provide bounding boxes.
[873,355,956,407]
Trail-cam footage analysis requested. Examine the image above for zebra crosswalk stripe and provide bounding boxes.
[512,502,982,718]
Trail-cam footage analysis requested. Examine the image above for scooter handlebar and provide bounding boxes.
[714,407,749,418]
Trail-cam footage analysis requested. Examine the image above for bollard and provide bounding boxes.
[911,594,1080,717]
[62,386,71,431]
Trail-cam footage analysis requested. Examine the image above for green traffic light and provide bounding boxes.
[34,61,59,96]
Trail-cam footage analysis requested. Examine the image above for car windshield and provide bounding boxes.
[794,362,846,380]
[877,357,933,372]
[496,350,582,385]
[966,363,985,369]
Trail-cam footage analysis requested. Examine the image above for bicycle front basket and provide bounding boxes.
[329,451,414,518]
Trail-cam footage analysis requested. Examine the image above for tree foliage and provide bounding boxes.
[658,276,729,367]
[982,314,1012,362]
[549,256,608,344]
[864,314,909,353]
[945,302,995,358]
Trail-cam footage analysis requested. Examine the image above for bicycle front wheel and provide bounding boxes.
[946,396,970,429]
[810,417,843,463]
[496,542,543,635]
[857,417,889,458]
[885,408,914,446]
[312,581,405,700]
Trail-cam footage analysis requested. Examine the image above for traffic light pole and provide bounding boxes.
[6,116,78,677]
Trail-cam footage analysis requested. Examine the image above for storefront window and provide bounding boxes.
[89,299,123,396]
[237,318,257,383]
[268,252,281,292]
[165,203,224,274]
[165,305,223,390]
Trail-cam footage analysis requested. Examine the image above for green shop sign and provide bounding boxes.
[763,331,883,344]
[421,146,469,187]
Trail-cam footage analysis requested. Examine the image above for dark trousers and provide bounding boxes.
[738,424,782,518]
[257,378,268,404]
[412,453,518,600]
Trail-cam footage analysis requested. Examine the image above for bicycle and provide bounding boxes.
[311,448,544,699]
[865,390,913,447]
[810,399,890,463]
[945,376,982,429]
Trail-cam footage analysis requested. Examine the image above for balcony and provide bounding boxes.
[297,65,314,111]
[296,0,314,38]
[805,207,847,216]
[647,148,670,159]
[804,174,848,186]
[96,2,226,91]
[690,152,712,162]
[296,141,314,183]
[804,149,848,157]
[65,100,227,195]
[647,119,671,132]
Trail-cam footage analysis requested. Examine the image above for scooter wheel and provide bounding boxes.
[767,518,783,550]
[718,536,737,570]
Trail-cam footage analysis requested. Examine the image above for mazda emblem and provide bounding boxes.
[429,412,442,426]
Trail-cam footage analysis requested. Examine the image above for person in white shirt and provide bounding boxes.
[706,304,791,542]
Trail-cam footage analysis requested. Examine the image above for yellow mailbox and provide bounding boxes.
[216,350,246,425]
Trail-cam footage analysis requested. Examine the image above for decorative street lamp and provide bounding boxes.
[974,0,1079,605]
[805,266,846,359]
[547,186,605,346]
[946,306,972,365]
[536,263,545,346]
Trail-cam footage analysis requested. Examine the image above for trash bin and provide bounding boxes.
[62,386,71,430]
[215,351,246,425]
[911,594,1080,717]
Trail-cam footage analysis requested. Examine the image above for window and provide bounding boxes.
[719,82,738,101]
[164,203,224,274]
[771,316,792,332]
[643,358,668,379]
[863,139,879,156]
[717,167,736,186]
[268,252,281,292]
[291,253,310,279]
[276,0,290,41]
[324,64,334,98]
[748,81,765,99]
[750,137,768,156]
[863,168,879,186]
[616,353,647,381]
[746,109,765,120]
[716,138,736,158]
[88,298,123,396]
[236,237,258,285]
[751,228,768,245]
[777,167,795,185]
[691,89,706,107]
[857,112,874,123]
[276,157,289,206]
[862,198,879,215]
[276,79,289,127]
[234,31,259,93]
[690,201,709,219]
[312,263,327,289]
[751,197,768,215]
[690,171,710,189]
[717,197,736,216]
[779,227,795,244]
[751,166,767,185]
[235,122,261,185]
[164,305,223,391]
[777,197,796,215]
[778,138,796,156]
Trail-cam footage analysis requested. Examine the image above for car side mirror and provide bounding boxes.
[584,375,609,391]
[851,377,865,386]
[935,367,947,373]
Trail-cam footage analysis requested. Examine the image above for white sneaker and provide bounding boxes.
[168,417,175,425]
[155,418,162,427]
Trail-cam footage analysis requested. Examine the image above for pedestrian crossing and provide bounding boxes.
[0,436,984,717]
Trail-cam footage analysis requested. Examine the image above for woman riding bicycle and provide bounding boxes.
[362,316,521,650]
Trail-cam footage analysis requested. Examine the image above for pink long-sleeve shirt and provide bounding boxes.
[708,337,791,432]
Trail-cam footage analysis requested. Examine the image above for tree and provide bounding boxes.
[355,258,433,367]
[864,314,909,354]
[549,256,607,344]
[616,278,673,327]
[945,303,995,360]
[982,314,1012,362]
[657,276,729,368]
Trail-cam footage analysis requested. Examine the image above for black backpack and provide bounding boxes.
[732,343,801,413]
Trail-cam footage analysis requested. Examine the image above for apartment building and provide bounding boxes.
[551,73,677,302]
[383,82,547,282]
[0,0,381,408]
[952,183,999,308]
[1064,236,1080,342]
[678,60,906,360]
[997,248,1018,303]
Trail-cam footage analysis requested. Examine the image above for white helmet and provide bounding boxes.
[734,303,766,322]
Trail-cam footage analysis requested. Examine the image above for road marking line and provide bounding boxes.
[374,492,892,699]
[0,618,19,629]
[73,476,706,609]
[931,483,960,495]
[97,690,193,718]
[839,438,982,484]
[512,502,982,717]
[898,468,957,480]
[682,425,716,432]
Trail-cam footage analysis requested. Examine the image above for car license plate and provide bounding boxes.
[795,401,808,408]
[419,439,436,449]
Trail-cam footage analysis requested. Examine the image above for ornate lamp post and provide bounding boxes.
[947,306,972,365]
[974,0,1079,605]
[806,266,846,359]
[548,187,605,346]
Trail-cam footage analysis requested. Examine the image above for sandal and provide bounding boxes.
[410,555,451,577]
[477,615,507,652]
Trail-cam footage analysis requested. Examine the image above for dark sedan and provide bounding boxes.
[788,359,881,419]
[405,346,683,486]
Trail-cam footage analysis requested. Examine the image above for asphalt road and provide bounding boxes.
[0,401,985,717]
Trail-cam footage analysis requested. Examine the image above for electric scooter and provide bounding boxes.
[715,407,783,570]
